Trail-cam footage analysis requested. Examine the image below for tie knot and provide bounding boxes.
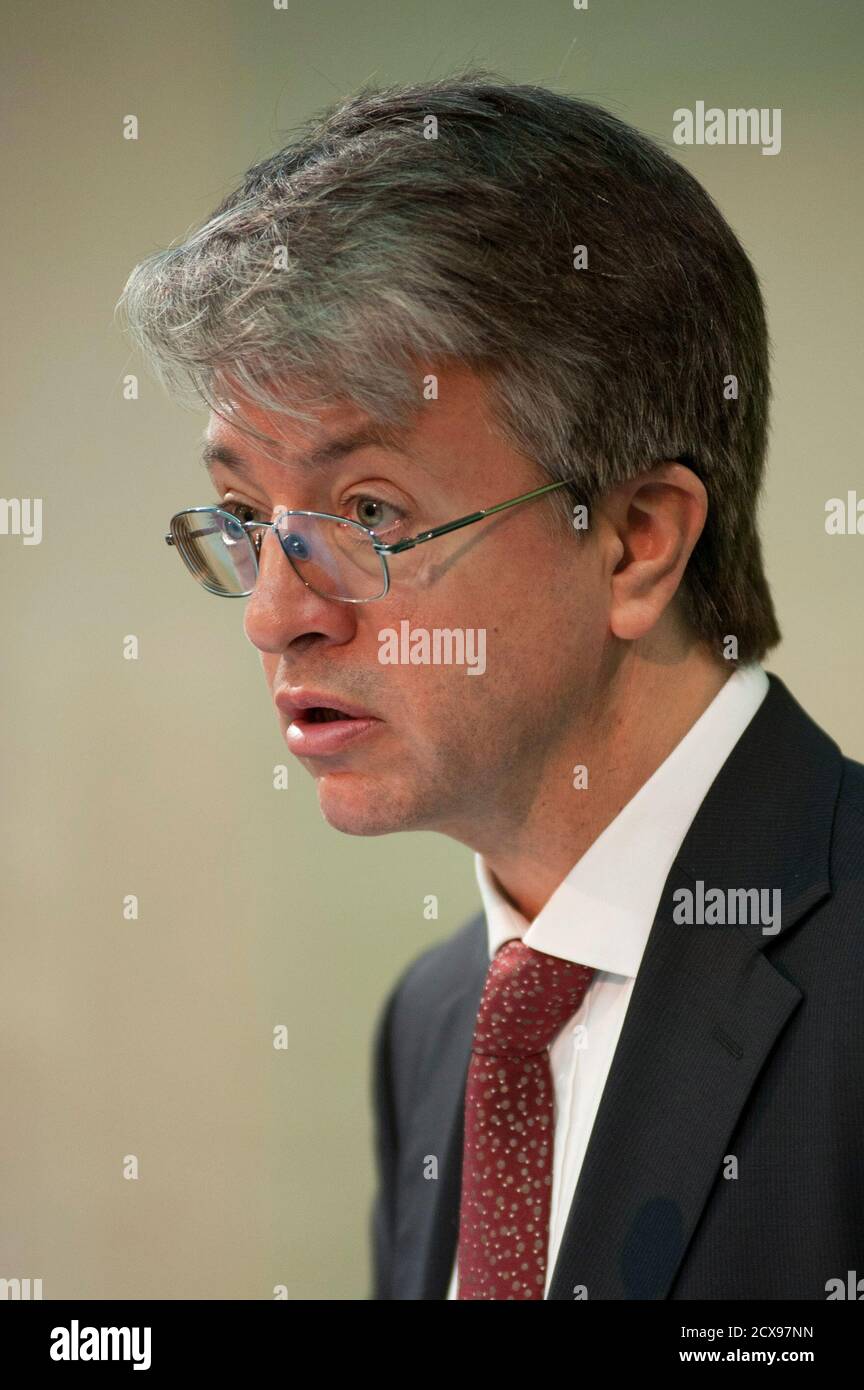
[472,938,594,1058]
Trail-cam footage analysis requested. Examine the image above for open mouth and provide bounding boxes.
[303,706,357,723]
[282,699,381,753]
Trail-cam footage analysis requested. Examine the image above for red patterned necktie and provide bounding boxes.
[456,938,595,1300]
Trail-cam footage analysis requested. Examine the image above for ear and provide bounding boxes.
[596,462,708,642]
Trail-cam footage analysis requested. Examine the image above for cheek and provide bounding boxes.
[479,550,607,691]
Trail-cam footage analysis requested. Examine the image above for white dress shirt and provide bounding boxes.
[447,661,769,1298]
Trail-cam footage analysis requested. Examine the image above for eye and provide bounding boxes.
[347,495,408,535]
[219,498,266,525]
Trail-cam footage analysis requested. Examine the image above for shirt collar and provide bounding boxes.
[475,662,770,976]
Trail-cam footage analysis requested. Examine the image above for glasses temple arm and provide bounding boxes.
[375,479,571,554]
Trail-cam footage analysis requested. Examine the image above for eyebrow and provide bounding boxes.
[200,424,404,479]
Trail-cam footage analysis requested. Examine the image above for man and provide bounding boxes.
[119,73,864,1300]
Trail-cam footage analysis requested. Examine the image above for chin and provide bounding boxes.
[315,774,414,837]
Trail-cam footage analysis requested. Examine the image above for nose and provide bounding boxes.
[243,526,357,654]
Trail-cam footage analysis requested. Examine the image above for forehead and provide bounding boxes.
[202,363,508,493]
[205,386,371,456]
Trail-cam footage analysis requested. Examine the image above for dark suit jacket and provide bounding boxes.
[369,673,864,1299]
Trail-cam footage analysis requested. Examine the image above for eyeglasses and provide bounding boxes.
[164,479,572,602]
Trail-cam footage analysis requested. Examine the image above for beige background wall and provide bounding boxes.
[1,0,861,1298]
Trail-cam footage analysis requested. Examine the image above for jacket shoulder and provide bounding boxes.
[837,753,864,821]
[828,753,864,929]
[371,912,486,1092]
[389,911,486,1028]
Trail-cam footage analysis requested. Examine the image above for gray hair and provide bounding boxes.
[117,69,780,661]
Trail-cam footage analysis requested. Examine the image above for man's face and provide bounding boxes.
[203,364,611,843]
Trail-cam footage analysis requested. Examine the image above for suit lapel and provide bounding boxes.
[545,868,804,1298]
[402,922,487,1299]
[546,675,842,1299]
[413,986,477,1298]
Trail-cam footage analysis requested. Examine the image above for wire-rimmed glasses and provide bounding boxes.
[164,479,572,602]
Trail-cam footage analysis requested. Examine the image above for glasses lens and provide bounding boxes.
[172,509,258,595]
[170,508,388,599]
[275,511,388,600]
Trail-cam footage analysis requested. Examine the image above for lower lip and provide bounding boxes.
[284,715,382,755]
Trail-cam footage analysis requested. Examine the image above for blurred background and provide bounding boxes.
[1,0,861,1298]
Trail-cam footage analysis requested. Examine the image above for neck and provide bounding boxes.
[461,643,732,921]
